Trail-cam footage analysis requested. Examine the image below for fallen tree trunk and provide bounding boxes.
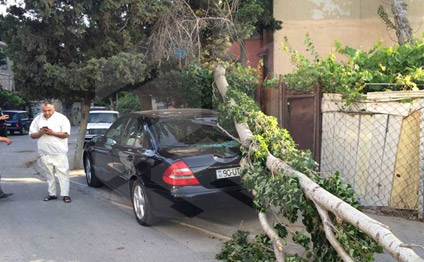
[214,64,424,262]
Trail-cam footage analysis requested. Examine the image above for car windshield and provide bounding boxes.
[151,118,239,156]
[4,112,18,120]
[88,113,118,123]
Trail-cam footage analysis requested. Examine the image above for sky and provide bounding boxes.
[0,1,22,15]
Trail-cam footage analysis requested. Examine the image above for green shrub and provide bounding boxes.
[283,34,424,103]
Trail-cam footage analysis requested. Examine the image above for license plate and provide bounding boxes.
[216,167,240,179]
[6,123,11,126]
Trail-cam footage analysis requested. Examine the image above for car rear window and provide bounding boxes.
[4,112,18,120]
[152,118,239,154]
[88,113,118,123]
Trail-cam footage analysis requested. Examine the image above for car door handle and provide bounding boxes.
[127,155,134,161]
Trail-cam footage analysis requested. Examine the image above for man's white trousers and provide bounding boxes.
[40,154,70,197]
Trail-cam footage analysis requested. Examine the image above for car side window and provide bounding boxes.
[121,118,142,147]
[140,129,153,149]
[121,118,153,149]
[105,117,129,142]
[20,113,28,119]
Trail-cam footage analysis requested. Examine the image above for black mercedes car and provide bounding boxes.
[83,109,249,226]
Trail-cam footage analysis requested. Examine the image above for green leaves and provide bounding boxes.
[283,36,424,103]
[216,230,275,262]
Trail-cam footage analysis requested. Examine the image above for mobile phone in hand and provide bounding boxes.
[42,126,49,130]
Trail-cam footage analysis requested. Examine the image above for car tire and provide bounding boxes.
[131,180,156,226]
[84,155,102,188]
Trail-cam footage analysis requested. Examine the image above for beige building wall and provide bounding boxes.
[273,0,424,75]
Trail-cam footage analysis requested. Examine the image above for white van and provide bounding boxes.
[85,110,119,142]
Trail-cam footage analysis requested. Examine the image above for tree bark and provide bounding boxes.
[214,64,424,262]
[239,40,247,67]
[72,93,92,169]
[391,0,414,45]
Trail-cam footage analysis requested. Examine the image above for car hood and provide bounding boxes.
[87,123,113,129]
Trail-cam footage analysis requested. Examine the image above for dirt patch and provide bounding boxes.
[362,206,422,222]
[24,159,37,168]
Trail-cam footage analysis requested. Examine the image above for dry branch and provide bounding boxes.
[147,0,235,66]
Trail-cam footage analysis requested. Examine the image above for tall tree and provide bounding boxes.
[1,0,276,168]
[1,0,167,168]
[391,0,413,44]
[0,49,5,67]
[231,0,282,66]
[378,0,413,45]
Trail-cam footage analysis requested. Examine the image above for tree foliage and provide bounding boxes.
[282,34,424,102]
[0,0,161,100]
[0,89,29,109]
[116,91,142,114]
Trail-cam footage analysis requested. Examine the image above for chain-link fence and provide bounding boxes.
[320,92,424,218]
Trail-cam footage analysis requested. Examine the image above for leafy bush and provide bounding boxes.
[0,89,28,109]
[116,91,142,114]
[283,34,424,102]
[180,62,259,109]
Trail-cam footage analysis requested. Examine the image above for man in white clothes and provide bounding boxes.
[29,101,72,203]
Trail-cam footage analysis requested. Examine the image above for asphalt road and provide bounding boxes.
[0,131,224,262]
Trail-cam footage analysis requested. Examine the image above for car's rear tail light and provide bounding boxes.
[163,160,200,186]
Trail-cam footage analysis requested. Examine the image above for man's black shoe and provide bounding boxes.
[43,195,57,201]
[0,193,13,199]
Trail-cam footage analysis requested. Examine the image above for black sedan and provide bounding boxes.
[83,109,249,226]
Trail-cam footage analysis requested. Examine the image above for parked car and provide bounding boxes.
[3,110,32,135]
[85,110,119,143]
[83,109,248,226]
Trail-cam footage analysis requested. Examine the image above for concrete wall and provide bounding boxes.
[0,42,14,91]
[273,0,424,75]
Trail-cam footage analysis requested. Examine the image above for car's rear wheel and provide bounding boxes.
[132,180,156,226]
[84,155,102,187]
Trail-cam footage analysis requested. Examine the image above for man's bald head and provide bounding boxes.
[41,101,55,119]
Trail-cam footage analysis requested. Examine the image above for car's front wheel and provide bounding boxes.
[84,155,102,188]
[132,180,156,226]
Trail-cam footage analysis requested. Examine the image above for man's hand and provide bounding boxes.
[44,128,54,135]
[4,137,12,145]
[39,127,48,135]
[0,115,9,121]
[43,128,69,139]
[0,137,12,145]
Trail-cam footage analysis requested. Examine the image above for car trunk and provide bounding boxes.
[159,147,242,189]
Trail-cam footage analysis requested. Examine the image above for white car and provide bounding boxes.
[85,110,119,142]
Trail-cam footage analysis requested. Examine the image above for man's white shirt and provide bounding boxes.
[29,112,71,156]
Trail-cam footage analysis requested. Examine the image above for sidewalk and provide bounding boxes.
[66,127,424,262]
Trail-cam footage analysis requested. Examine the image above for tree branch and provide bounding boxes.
[258,212,285,262]
[214,64,424,262]
[314,201,355,262]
